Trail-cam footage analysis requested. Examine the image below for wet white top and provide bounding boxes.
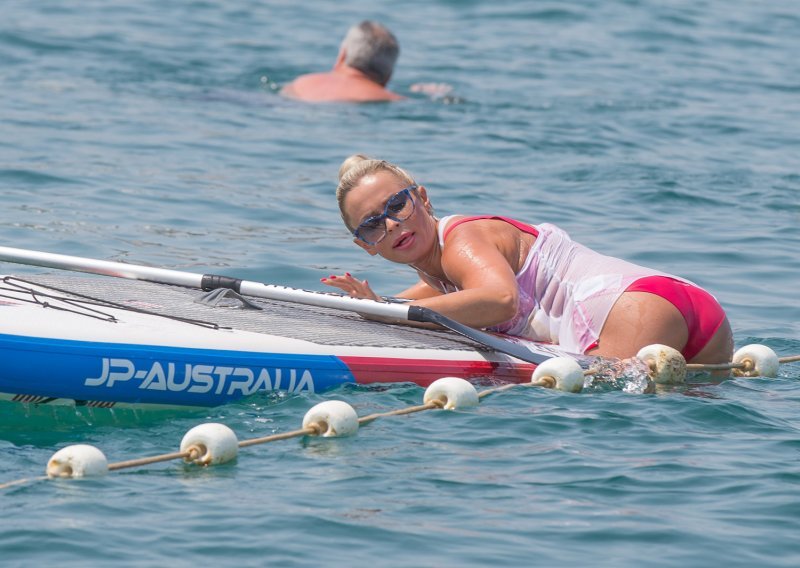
[433,216,668,354]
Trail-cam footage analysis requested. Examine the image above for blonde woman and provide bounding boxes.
[323,155,733,364]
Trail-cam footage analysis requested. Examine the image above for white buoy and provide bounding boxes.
[531,357,584,393]
[46,444,108,478]
[303,400,359,437]
[732,344,780,378]
[180,423,239,466]
[423,377,479,409]
[637,344,687,384]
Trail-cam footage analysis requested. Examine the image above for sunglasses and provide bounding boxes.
[352,185,418,245]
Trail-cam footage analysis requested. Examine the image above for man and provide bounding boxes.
[281,21,403,103]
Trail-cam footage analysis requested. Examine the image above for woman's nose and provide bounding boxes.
[385,217,402,232]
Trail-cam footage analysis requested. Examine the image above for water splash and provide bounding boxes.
[584,356,655,394]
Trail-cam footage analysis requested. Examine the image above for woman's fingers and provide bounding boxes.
[321,273,381,301]
[321,274,351,292]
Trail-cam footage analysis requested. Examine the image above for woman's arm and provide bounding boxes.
[320,260,516,328]
[396,280,444,300]
[410,231,521,329]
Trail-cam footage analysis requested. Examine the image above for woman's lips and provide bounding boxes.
[393,232,415,249]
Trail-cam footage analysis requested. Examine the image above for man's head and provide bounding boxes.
[339,21,400,86]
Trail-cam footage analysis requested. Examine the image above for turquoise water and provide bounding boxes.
[2,0,799,565]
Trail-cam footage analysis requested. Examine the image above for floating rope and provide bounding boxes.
[357,400,443,425]
[1,343,797,490]
[686,355,800,371]
[0,378,546,489]
[0,399,448,489]
[686,356,800,372]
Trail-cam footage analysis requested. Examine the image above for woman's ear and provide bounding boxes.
[354,237,379,256]
[417,185,434,215]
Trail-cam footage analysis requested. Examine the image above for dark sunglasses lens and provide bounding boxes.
[387,190,414,219]
[386,191,408,212]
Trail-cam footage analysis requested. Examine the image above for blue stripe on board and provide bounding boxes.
[0,333,355,406]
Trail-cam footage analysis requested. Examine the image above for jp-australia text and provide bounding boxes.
[85,358,314,394]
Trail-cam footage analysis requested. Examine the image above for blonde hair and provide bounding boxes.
[336,154,416,230]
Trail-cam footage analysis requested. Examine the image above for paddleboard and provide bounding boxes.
[0,274,582,408]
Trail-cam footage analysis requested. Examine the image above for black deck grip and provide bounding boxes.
[407,305,427,322]
[201,274,243,292]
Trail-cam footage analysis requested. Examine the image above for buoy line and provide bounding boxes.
[687,354,800,372]
[0,343,797,491]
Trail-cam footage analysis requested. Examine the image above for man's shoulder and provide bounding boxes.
[278,72,322,96]
[282,72,403,103]
[281,72,329,93]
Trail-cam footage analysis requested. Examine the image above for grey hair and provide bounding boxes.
[336,154,416,231]
[340,21,400,86]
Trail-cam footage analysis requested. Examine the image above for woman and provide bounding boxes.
[322,155,734,364]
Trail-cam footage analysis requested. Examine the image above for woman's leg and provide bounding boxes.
[688,316,733,365]
[586,291,688,359]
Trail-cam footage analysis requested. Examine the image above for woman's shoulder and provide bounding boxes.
[442,215,540,242]
[441,214,498,238]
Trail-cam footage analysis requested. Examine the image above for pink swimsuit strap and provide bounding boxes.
[625,275,726,361]
[442,215,539,241]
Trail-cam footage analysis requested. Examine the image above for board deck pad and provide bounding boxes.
[13,273,491,351]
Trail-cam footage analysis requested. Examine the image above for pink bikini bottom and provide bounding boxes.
[625,275,727,361]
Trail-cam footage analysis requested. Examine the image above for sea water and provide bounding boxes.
[1,1,799,566]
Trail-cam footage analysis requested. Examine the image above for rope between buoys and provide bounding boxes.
[237,426,319,448]
[358,400,443,425]
[0,475,48,491]
[686,354,799,372]
[478,381,541,400]
[108,449,197,471]
[686,361,748,371]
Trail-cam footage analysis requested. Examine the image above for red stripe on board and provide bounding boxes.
[339,356,537,388]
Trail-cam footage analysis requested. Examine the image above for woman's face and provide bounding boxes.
[344,170,437,264]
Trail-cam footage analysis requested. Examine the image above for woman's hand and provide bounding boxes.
[321,272,383,302]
